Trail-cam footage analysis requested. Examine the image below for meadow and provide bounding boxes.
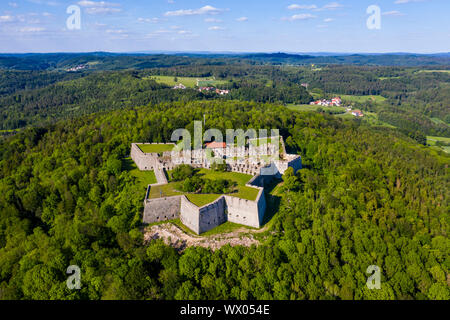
[146,75,227,88]
[137,143,175,153]
[427,136,450,153]
[123,158,157,191]
[148,168,260,207]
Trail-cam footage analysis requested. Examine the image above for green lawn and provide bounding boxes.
[149,169,260,206]
[378,76,403,80]
[340,94,387,104]
[430,117,447,125]
[417,70,450,74]
[200,221,258,237]
[145,75,227,88]
[286,104,346,113]
[123,158,157,191]
[186,194,222,207]
[137,143,175,153]
[427,136,450,154]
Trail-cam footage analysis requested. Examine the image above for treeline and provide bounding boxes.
[0,70,85,97]
[0,69,312,130]
[0,101,448,300]
[0,71,206,130]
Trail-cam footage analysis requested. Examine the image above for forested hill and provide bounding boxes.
[0,101,448,299]
[0,70,312,130]
[1,52,450,71]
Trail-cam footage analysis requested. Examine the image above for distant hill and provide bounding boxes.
[0,52,449,70]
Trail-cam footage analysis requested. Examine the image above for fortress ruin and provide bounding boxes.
[131,136,301,234]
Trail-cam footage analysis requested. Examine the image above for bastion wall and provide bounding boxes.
[134,140,302,235]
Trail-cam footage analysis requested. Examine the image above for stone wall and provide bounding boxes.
[274,155,302,176]
[224,195,261,228]
[130,143,159,171]
[198,197,227,234]
[154,168,168,184]
[180,196,200,233]
[136,139,302,235]
[143,195,182,224]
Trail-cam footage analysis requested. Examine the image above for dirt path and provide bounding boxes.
[143,223,268,251]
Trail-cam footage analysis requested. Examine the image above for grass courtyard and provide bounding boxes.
[137,143,175,153]
[145,75,227,88]
[148,168,260,207]
[123,158,157,191]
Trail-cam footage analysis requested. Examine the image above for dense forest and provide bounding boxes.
[0,69,312,130]
[0,101,448,300]
[1,52,449,71]
[1,58,448,137]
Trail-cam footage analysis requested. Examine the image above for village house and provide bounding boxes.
[198,87,230,95]
[351,110,364,117]
[173,83,187,90]
[310,97,341,107]
[205,141,227,158]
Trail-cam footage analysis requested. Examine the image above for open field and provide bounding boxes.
[137,143,175,153]
[379,76,403,80]
[149,168,260,206]
[427,136,450,153]
[417,70,450,74]
[340,94,387,104]
[286,104,346,113]
[145,75,227,88]
[124,158,157,191]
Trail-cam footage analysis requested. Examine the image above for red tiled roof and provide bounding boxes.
[206,142,226,149]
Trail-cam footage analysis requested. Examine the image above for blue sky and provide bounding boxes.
[0,0,448,53]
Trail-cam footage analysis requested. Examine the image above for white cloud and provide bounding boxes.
[165,5,224,17]
[287,4,318,10]
[0,15,15,22]
[287,2,343,12]
[106,29,126,34]
[283,13,317,21]
[205,18,222,23]
[138,17,161,23]
[395,0,425,4]
[77,1,121,14]
[78,1,117,6]
[208,26,225,31]
[19,26,45,32]
[8,2,18,7]
[236,17,248,22]
[27,0,59,6]
[146,27,196,38]
[383,11,405,16]
[322,2,343,10]
[85,7,121,14]
[324,18,333,22]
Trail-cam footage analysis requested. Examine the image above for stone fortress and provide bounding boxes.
[131,136,302,234]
